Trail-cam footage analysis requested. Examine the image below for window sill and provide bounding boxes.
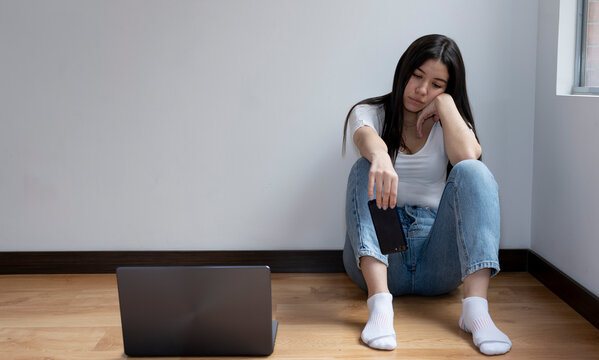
[571,87,599,95]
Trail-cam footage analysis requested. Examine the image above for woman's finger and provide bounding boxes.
[416,115,425,138]
[389,175,398,209]
[381,178,391,210]
[375,172,384,208]
[368,171,375,200]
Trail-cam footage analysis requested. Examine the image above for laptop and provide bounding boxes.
[116,265,278,357]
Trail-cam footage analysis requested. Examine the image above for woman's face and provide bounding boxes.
[403,59,449,113]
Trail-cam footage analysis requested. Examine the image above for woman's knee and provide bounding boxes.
[349,157,371,178]
[449,159,497,191]
[346,157,372,203]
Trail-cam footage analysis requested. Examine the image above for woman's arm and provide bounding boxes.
[353,126,398,210]
[416,93,482,165]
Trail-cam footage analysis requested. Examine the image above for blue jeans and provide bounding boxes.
[343,158,501,296]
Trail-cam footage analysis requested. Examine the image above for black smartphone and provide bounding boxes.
[367,200,408,254]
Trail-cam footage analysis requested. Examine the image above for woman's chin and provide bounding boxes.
[403,104,422,114]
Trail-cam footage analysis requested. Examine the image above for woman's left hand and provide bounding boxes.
[416,96,442,138]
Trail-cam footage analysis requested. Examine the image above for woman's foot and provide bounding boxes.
[459,296,512,355]
[361,292,396,350]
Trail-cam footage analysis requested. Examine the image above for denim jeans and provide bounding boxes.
[343,157,501,296]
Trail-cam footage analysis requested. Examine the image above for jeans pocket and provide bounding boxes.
[408,224,432,238]
[406,207,435,237]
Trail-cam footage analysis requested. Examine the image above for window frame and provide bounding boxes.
[574,0,599,94]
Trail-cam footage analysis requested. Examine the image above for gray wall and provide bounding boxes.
[0,0,538,251]
[533,0,599,296]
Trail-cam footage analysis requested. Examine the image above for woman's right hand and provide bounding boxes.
[353,126,398,209]
[368,152,398,210]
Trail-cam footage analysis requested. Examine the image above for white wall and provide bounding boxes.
[532,0,599,296]
[0,0,538,251]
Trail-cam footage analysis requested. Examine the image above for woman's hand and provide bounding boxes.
[353,126,399,209]
[368,152,398,210]
[415,93,482,164]
[416,94,445,138]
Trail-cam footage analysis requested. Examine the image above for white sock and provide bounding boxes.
[361,292,396,350]
[459,296,512,355]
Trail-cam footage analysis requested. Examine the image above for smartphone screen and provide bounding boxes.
[367,200,408,254]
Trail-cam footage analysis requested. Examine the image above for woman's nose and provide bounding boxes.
[416,83,427,95]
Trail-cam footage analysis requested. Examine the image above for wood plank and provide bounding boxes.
[0,273,598,359]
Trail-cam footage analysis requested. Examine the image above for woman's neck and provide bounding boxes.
[402,109,418,129]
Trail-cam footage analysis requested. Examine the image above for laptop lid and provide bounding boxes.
[116,265,277,357]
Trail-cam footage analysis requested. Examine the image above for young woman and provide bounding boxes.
[342,34,511,356]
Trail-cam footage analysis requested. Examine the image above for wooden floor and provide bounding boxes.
[1,273,598,360]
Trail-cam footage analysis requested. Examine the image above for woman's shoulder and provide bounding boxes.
[352,103,384,115]
[350,103,385,123]
[348,103,385,137]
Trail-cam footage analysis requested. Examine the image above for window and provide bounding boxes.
[575,0,599,93]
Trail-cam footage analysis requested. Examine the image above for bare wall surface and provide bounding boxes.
[0,0,537,250]
[533,0,599,296]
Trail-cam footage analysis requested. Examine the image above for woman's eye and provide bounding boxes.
[412,74,422,79]
[433,83,442,89]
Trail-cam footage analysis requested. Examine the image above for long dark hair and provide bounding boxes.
[342,34,479,163]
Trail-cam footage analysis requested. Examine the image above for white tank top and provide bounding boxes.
[348,104,448,211]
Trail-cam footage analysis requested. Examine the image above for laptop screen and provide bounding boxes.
[116,266,277,356]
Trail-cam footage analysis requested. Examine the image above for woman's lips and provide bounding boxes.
[408,96,424,105]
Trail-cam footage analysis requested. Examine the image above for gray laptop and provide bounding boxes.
[116,266,278,357]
